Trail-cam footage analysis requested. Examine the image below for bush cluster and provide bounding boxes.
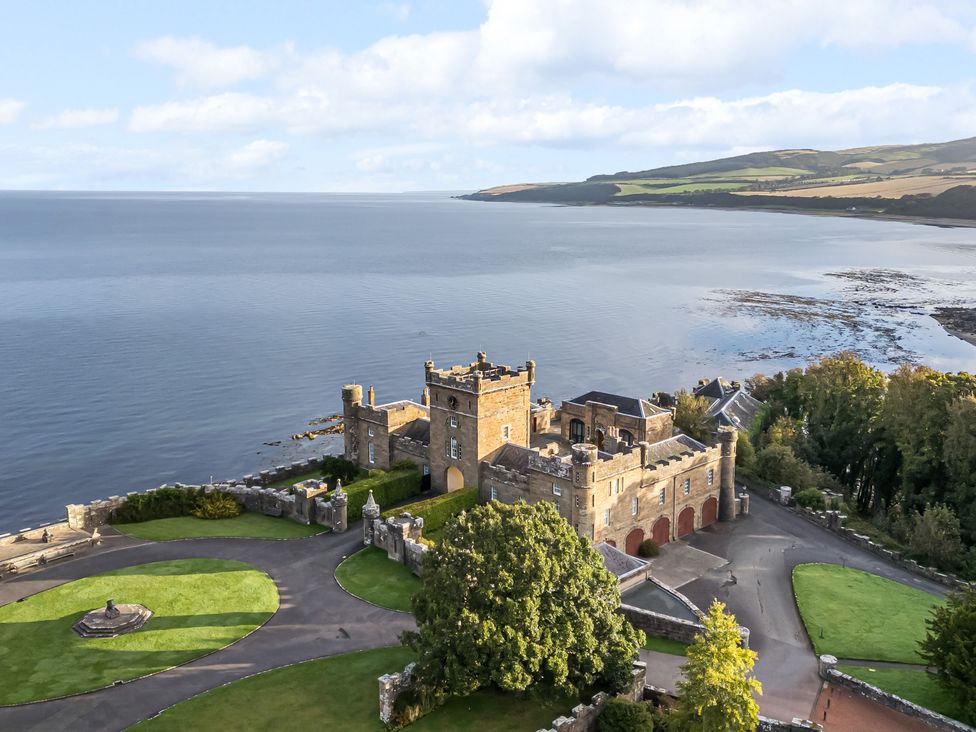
[193,491,242,520]
[597,697,655,732]
[382,487,479,533]
[111,487,204,524]
[390,459,419,472]
[321,455,360,485]
[385,683,442,731]
[793,488,826,511]
[637,539,660,558]
[345,469,423,518]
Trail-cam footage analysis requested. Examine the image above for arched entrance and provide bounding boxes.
[625,527,644,555]
[569,419,585,444]
[446,466,464,492]
[595,429,605,451]
[677,506,695,537]
[652,516,670,546]
[701,497,717,528]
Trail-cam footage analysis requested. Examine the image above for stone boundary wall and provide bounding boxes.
[0,523,100,577]
[819,655,973,732]
[741,477,974,592]
[533,662,647,732]
[362,493,429,576]
[619,602,750,648]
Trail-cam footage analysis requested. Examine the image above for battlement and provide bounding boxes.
[424,353,535,394]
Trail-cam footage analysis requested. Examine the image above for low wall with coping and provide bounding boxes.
[362,493,428,576]
[618,602,750,649]
[819,655,973,732]
[534,662,647,732]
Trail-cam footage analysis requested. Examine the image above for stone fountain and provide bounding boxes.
[73,599,153,638]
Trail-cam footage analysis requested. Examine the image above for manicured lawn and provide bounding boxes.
[335,546,421,612]
[838,666,963,721]
[114,513,327,541]
[643,635,689,656]
[0,559,278,704]
[792,563,944,663]
[133,646,576,732]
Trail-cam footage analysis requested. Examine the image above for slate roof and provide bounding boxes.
[693,377,732,401]
[643,434,708,464]
[394,418,430,445]
[566,391,668,418]
[708,390,763,430]
[491,443,533,473]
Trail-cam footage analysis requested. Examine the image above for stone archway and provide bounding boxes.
[625,527,644,556]
[446,466,464,492]
[652,516,670,546]
[595,429,605,451]
[677,506,695,537]
[701,496,717,528]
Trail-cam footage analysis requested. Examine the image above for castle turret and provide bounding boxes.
[341,384,364,462]
[718,426,738,521]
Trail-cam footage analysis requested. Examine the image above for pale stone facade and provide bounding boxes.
[342,354,739,555]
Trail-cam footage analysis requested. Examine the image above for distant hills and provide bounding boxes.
[462,137,976,223]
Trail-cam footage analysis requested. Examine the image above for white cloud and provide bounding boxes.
[225,139,289,171]
[0,99,25,124]
[36,107,119,129]
[130,93,280,133]
[134,36,279,89]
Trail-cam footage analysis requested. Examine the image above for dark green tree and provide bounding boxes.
[403,500,643,697]
[945,395,976,542]
[919,588,976,723]
[735,430,755,471]
[754,444,818,492]
[910,503,964,572]
[597,697,655,732]
[673,391,714,444]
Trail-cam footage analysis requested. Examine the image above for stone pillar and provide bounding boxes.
[818,654,838,678]
[362,490,380,546]
[717,427,737,522]
[332,483,348,533]
[739,492,750,516]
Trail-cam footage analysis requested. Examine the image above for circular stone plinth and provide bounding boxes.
[73,603,153,638]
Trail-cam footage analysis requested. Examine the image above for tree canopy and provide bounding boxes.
[920,588,976,724]
[674,390,714,444]
[403,500,643,697]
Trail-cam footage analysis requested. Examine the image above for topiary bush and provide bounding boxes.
[193,492,242,520]
[637,539,660,558]
[597,697,655,732]
[111,487,204,524]
[793,488,826,511]
[382,487,479,533]
[345,469,423,518]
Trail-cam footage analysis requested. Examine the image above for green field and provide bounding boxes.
[132,646,577,732]
[838,666,962,721]
[792,563,944,663]
[334,546,422,612]
[614,181,750,196]
[0,559,278,704]
[643,635,689,656]
[114,513,327,541]
[692,166,812,177]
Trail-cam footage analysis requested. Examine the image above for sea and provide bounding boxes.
[1,191,975,532]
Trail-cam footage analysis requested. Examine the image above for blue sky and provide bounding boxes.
[2,0,975,191]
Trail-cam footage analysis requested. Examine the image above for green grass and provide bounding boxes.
[132,646,577,732]
[838,666,963,721]
[643,635,689,656]
[792,563,944,663]
[267,469,327,488]
[614,181,749,196]
[113,513,327,541]
[0,559,278,704]
[692,166,812,177]
[335,546,422,612]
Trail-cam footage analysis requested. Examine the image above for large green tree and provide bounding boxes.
[919,588,976,723]
[674,391,714,444]
[945,395,976,543]
[403,500,643,697]
[910,503,964,572]
[675,601,762,732]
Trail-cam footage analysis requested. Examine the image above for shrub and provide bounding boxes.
[920,588,976,724]
[793,488,826,511]
[735,431,755,471]
[111,487,203,524]
[391,459,419,472]
[368,469,386,478]
[597,697,655,732]
[638,539,660,558]
[345,469,423,518]
[382,487,479,533]
[193,492,242,520]
[386,683,443,731]
[911,503,964,572]
[754,444,818,492]
[321,455,360,485]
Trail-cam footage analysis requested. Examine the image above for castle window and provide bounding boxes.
[490,485,498,501]
[575,471,581,484]
[619,429,634,447]
[450,437,459,460]
[423,464,430,476]
[631,496,639,516]
[603,509,610,527]
[707,468,715,486]
[575,495,581,509]
[449,415,458,428]
[552,483,562,496]
[683,478,691,495]
[659,487,666,505]
[615,478,623,494]
[591,495,595,507]
[570,419,585,445]
[554,499,561,514]
[368,426,374,437]
[502,424,510,440]
[368,442,375,464]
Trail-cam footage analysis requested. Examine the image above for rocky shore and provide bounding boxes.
[933,307,976,348]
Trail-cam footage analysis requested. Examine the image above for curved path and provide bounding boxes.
[680,492,945,724]
[0,527,414,732]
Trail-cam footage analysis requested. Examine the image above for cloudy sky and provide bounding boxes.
[3,0,976,192]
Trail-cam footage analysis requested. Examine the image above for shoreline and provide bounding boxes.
[931,308,976,348]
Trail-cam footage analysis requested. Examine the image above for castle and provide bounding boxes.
[342,353,738,554]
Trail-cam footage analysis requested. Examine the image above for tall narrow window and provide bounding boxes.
[449,415,458,428]
[659,487,666,505]
[631,496,638,516]
[554,499,561,514]
[603,509,610,527]
[450,437,459,459]
[502,424,511,440]
[707,468,715,486]
[552,482,562,497]
[368,442,375,464]
[490,485,498,501]
[683,478,691,495]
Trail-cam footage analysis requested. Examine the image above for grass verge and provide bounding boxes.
[335,546,422,612]
[643,636,689,656]
[0,558,278,704]
[838,666,963,721]
[113,513,326,541]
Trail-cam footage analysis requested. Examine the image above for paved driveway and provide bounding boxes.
[679,492,945,723]
[0,528,415,732]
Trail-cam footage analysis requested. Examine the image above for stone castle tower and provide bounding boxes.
[426,352,535,493]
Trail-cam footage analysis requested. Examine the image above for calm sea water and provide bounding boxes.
[1,191,975,532]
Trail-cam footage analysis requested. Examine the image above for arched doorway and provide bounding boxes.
[652,516,670,546]
[701,497,717,527]
[625,527,644,555]
[569,419,585,444]
[619,429,634,447]
[595,429,605,451]
[677,506,695,537]
[446,466,464,492]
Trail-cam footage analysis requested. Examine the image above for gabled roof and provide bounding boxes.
[566,391,668,419]
[693,377,731,402]
[643,434,708,464]
[708,390,763,430]
[491,443,533,474]
[393,418,430,445]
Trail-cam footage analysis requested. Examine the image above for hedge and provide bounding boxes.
[346,469,423,519]
[382,487,479,533]
[110,487,204,524]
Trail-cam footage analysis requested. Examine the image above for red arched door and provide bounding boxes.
[652,516,670,546]
[625,528,644,555]
[701,497,717,528]
[677,506,695,537]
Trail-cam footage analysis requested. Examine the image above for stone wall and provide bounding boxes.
[378,662,419,726]
[819,656,973,732]
[619,601,750,648]
[534,662,647,732]
[0,522,100,577]
[363,495,429,577]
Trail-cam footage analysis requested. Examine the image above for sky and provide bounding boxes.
[2,0,976,192]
